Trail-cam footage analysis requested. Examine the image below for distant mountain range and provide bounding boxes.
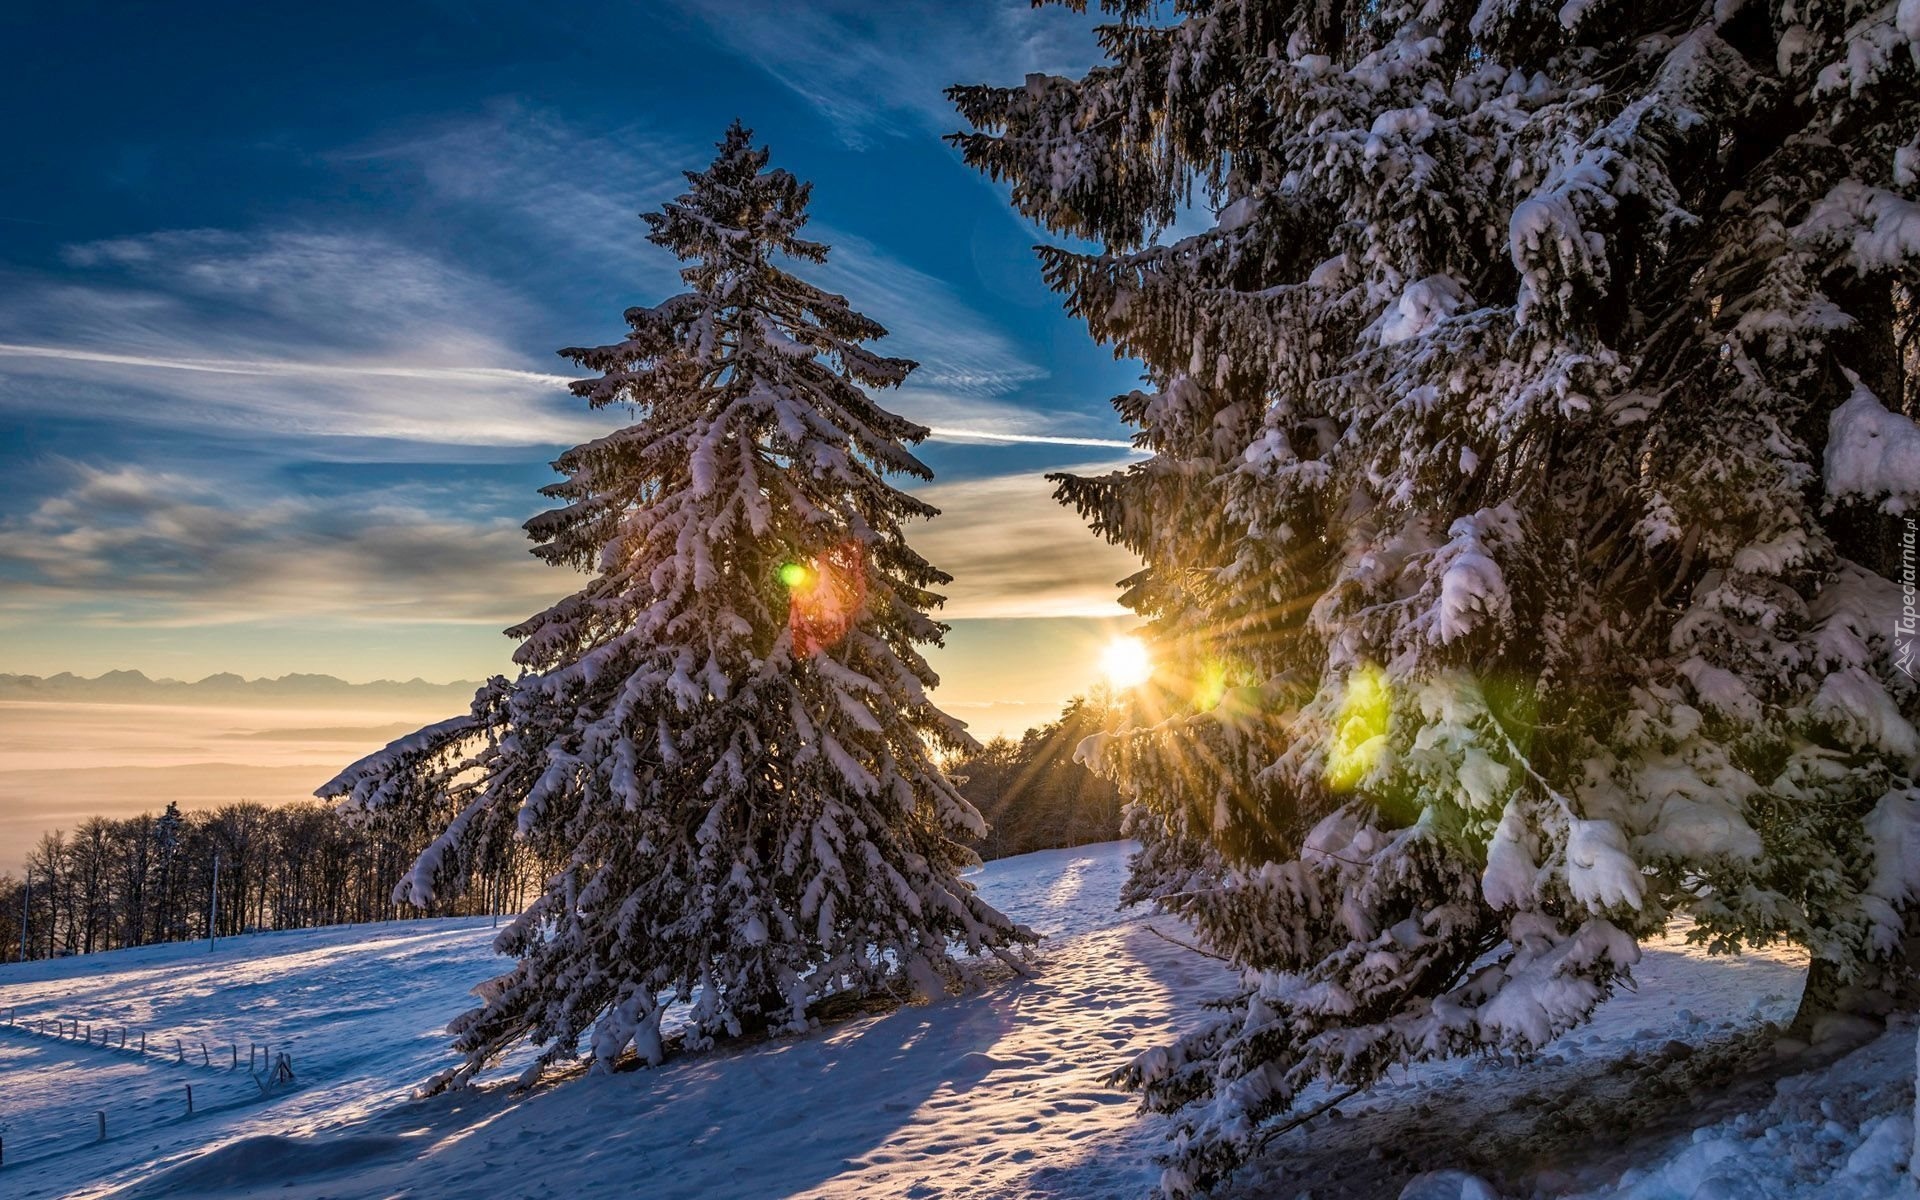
[0,670,484,706]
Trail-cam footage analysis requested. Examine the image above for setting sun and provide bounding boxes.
[1099,635,1153,690]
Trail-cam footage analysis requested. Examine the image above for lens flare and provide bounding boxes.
[1326,665,1390,790]
[1192,660,1229,711]
[786,544,866,658]
[1100,636,1154,689]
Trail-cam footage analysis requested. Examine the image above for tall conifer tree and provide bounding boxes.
[323,125,1032,1091]
[954,2,1919,1192]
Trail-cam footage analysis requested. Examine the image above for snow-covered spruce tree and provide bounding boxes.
[320,123,1033,1091]
[953,1,1920,1193]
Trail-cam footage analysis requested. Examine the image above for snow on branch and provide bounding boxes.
[1825,371,1920,514]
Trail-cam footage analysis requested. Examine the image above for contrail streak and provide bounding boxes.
[0,342,1144,451]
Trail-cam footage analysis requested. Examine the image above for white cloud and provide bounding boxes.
[911,463,1140,619]
[811,227,1048,399]
[334,102,696,285]
[886,381,1137,448]
[921,426,1134,450]
[0,338,1135,454]
[0,342,574,389]
[57,228,524,361]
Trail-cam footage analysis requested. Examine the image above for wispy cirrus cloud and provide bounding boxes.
[0,337,1134,453]
[810,226,1048,400]
[663,0,1104,149]
[885,381,1139,450]
[331,102,696,287]
[57,228,526,358]
[919,425,1134,450]
[0,228,614,451]
[353,104,1078,417]
[0,184,1135,467]
[0,342,573,389]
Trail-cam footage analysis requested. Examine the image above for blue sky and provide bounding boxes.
[0,1,1151,736]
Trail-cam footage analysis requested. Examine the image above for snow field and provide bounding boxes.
[1,841,1915,1200]
[1,845,1236,1199]
[0,917,540,1195]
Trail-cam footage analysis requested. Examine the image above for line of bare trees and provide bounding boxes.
[0,800,550,963]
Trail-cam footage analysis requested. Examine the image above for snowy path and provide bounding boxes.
[1,841,1914,1200]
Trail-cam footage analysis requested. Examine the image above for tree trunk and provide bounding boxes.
[1788,954,1846,1040]
[1789,925,1918,1041]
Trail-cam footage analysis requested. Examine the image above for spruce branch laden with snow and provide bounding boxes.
[319,124,1034,1092]
[954,0,1920,1194]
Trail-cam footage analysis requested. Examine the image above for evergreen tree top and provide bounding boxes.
[565,121,918,416]
[517,123,953,675]
[648,121,830,272]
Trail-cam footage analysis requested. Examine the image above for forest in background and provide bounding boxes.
[0,692,1121,963]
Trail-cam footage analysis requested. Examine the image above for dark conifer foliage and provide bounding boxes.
[954,2,1919,1192]
[952,694,1127,860]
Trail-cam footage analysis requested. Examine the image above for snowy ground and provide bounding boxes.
[0,841,1913,1200]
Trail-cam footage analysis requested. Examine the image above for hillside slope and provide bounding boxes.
[0,841,1912,1199]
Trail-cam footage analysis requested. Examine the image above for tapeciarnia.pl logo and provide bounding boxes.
[1897,517,1916,679]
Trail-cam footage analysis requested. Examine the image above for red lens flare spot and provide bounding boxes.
[787,543,866,658]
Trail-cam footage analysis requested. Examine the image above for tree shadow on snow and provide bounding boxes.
[107,973,1042,1200]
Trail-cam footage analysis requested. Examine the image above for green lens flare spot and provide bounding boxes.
[1326,665,1391,791]
[778,562,810,589]
[1193,661,1229,711]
